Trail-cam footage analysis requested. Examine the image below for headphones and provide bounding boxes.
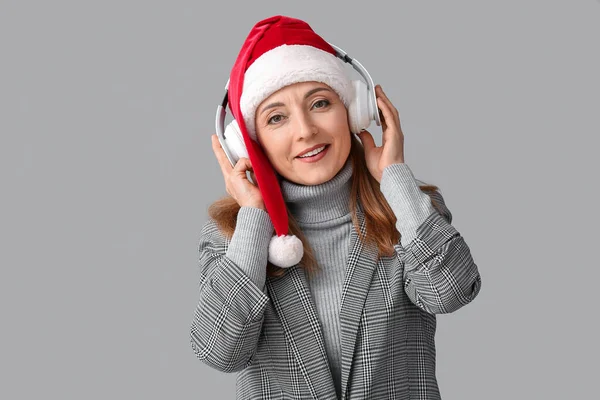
[215,43,381,169]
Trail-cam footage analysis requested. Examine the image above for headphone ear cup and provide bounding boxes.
[347,79,373,134]
[223,119,249,166]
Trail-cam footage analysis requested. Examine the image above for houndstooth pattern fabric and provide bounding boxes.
[191,189,482,399]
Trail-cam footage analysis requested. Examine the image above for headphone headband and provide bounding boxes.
[328,43,380,127]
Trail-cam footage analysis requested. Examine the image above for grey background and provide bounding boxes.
[1,0,599,398]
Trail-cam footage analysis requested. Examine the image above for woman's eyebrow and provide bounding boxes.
[258,87,332,116]
[303,87,331,98]
[259,102,285,116]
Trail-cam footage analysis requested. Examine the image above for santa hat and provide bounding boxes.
[227,15,353,268]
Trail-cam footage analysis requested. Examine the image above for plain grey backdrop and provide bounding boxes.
[2,0,599,398]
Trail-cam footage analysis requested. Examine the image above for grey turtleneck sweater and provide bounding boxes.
[225,157,437,398]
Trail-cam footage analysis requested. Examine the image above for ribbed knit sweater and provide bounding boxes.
[225,157,437,398]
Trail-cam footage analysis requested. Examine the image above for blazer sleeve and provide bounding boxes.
[380,163,482,314]
[190,207,272,373]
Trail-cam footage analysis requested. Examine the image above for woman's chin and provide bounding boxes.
[292,165,340,186]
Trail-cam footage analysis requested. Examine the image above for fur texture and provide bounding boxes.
[268,234,304,268]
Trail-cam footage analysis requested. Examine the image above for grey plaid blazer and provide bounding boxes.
[191,189,482,399]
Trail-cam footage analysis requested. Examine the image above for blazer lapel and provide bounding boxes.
[339,204,380,398]
[266,264,337,399]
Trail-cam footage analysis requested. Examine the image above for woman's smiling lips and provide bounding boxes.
[295,144,330,163]
[296,143,329,157]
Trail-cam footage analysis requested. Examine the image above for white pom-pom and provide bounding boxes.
[268,234,304,268]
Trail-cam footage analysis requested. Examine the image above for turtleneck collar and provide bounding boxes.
[280,157,353,225]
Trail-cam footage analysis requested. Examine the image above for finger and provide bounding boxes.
[232,157,253,179]
[249,170,258,186]
[376,86,401,127]
[375,98,388,132]
[379,106,388,132]
[377,96,398,138]
[379,87,400,127]
[234,158,260,187]
[357,130,377,152]
[211,134,233,177]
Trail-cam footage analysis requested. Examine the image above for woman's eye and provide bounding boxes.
[312,99,330,109]
[268,114,284,124]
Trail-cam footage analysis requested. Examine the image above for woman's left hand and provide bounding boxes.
[357,85,405,183]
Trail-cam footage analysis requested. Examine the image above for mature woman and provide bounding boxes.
[191,15,482,400]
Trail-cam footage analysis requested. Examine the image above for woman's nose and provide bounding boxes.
[294,112,317,139]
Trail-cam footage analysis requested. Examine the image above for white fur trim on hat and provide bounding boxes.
[240,44,353,141]
[268,234,304,268]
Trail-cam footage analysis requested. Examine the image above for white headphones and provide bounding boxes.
[215,43,381,168]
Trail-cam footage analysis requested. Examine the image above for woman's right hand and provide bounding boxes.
[211,134,266,211]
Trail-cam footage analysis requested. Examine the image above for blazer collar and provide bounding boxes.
[266,204,379,399]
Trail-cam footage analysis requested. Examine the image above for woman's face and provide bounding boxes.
[255,81,352,186]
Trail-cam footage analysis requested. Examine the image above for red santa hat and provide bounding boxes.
[227,15,353,268]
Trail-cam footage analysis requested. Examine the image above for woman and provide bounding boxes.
[191,15,482,400]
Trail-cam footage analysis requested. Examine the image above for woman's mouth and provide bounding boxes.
[296,144,330,163]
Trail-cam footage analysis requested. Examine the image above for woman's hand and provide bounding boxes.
[211,134,266,211]
[357,85,405,183]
